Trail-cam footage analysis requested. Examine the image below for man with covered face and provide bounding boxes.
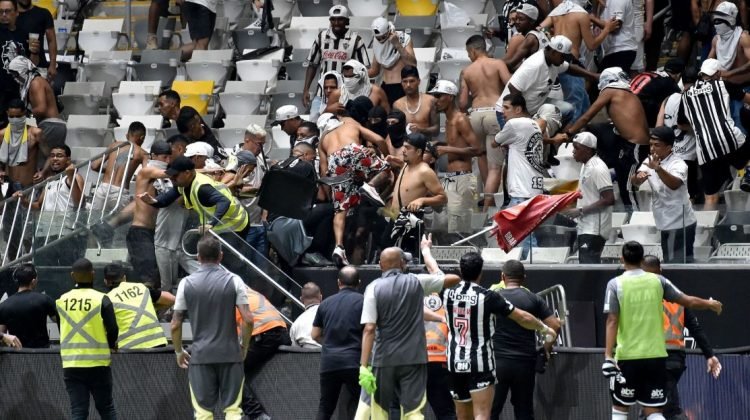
[325,59,390,113]
[0,98,43,189]
[368,16,416,105]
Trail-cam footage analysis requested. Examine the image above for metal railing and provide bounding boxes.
[537,284,572,347]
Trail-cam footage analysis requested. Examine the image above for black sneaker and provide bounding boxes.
[741,168,750,192]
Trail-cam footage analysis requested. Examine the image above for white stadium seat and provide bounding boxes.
[59,82,105,116]
[439,14,487,48]
[66,115,111,148]
[219,81,268,115]
[285,17,329,50]
[224,115,268,129]
[186,49,235,90]
[115,115,164,151]
[78,18,125,53]
[348,0,389,16]
[297,0,334,16]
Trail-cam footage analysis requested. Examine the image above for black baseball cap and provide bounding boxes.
[151,140,172,156]
[650,126,676,145]
[165,155,195,176]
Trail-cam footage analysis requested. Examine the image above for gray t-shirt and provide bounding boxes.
[361,268,445,367]
[603,269,683,314]
[174,263,248,364]
[153,170,189,251]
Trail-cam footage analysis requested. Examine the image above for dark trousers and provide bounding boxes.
[426,362,457,420]
[588,123,648,208]
[578,234,606,264]
[316,368,360,420]
[491,358,536,420]
[664,351,688,419]
[303,202,335,256]
[599,50,637,74]
[661,222,696,263]
[241,326,291,417]
[63,366,117,420]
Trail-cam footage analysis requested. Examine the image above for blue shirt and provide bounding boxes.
[312,287,364,373]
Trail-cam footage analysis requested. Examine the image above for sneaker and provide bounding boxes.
[741,168,750,192]
[146,34,159,50]
[359,183,385,207]
[301,252,333,267]
[332,246,349,267]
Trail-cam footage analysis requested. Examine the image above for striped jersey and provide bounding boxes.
[442,281,515,373]
[681,79,746,165]
[305,28,370,96]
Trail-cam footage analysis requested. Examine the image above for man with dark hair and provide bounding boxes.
[460,34,511,210]
[296,120,320,149]
[0,0,33,126]
[17,0,56,79]
[312,266,364,419]
[0,262,56,347]
[393,66,439,139]
[641,255,722,420]
[442,252,556,419]
[603,241,723,420]
[631,127,697,263]
[158,89,182,124]
[490,259,560,420]
[172,235,254,419]
[167,134,189,157]
[504,4,549,71]
[176,106,227,160]
[57,258,119,420]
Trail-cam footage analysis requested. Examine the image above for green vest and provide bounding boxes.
[179,172,249,233]
[107,282,167,349]
[615,272,667,361]
[56,288,111,368]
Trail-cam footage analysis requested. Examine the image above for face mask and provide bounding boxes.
[149,159,168,170]
[387,120,406,148]
[369,120,388,138]
[8,117,24,130]
[344,76,360,90]
[715,23,733,36]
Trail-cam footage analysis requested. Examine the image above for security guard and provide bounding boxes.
[104,262,175,349]
[56,258,119,420]
[423,293,457,419]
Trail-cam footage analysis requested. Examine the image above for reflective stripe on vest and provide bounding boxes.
[663,301,685,350]
[180,172,249,233]
[425,320,448,363]
[108,282,167,349]
[246,287,286,335]
[56,288,111,368]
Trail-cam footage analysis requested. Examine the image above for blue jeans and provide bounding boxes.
[506,197,538,260]
[246,224,268,268]
[496,110,506,129]
[558,72,590,123]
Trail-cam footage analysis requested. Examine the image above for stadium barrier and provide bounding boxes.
[0,347,747,419]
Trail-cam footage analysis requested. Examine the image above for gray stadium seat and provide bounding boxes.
[394,15,438,48]
[77,18,125,53]
[297,0,333,17]
[83,50,133,96]
[348,0,389,16]
[439,0,488,15]
[219,81,268,115]
[269,80,307,115]
[132,50,181,86]
[439,14,487,48]
[186,49,235,90]
[431,246,478,264]
[59,81,105,116]
[524,247,569,264]
[66,115,111,148]
[224,114,268,129]
[285,17,329,50]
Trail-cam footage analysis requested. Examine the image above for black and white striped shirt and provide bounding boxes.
[681,79,745,165]
[304,28,370,76]
[442,281,515,373]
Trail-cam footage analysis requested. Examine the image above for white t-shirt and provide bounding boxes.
[663,93,697,161]
[638,153,696,231]
[601,0,638,55]
[497,50,569,114]
[494,117,546,198]
[290,304,322,349]
[576,155,613,238]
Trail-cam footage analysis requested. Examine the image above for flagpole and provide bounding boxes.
[451,224,497,246]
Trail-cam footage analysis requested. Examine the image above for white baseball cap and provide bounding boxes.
[184,141,212,157]
[428,80,458,96]
[271,105,299,126]
[713,2,738,25]
[699,58,721,76]
[572,132,597,149]
[371,17,389,36]
[515,3,539,21]
[329,5,348,18]
[548,35,573,55]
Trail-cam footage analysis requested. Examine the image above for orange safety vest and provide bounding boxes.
[663,301,685,350]
[235,287,286,336]
[424,294,448,363]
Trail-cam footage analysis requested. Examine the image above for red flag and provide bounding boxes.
[490,191,582,252]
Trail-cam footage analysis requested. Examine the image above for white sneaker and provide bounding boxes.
[359,183,385,207]
[146,34,159,50]
[332,246,349,267]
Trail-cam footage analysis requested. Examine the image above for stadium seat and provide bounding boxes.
[48,20,72,53]
[621,224,660,244]
[58,0,81,16]
[395,0,439,16]
[284,49,310,81]
[349,16,379,47]
[224,114,268,129]
[394,15,438,48]
[186,49,234,90]
[59,82,105,116]
[609,212,629,244]
[219,81,268,115]
[348,0,389,16]
[285,17,329,50]
[271,0,295,25]
[77,18,125,53]
[524,247,569,264]
[602,242,663,261]
[481,247,522,265]
[172,80,215,116]
[414,48,436,92]
[93,1,150,18]
[439,14,487,48]
[629,211,656,225]
[236,50,284,86]
[297,0,333,16]
[269,80,307,115]
[711,243,750,260]
[436,48,470,84]
[724,189,750,211]
[111,81,162,116]
[232,21,273,50]
[115,115,164,151]
[534,225,577,249]
[439,0,488,14]
[131,50,181,86]
[218,0,250,24]
[431,245,478,264]
[66,115,111,148]
[83,50,133,96]
[552,143,582,180]
[218,128,248,148]
[694,210,719,247]
[270,125,291,150]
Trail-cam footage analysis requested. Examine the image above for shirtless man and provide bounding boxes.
[387,133,446,253]
[0,100,43,189]
[430,80,481,234]
[317,113,388,266]
[459,35,511,210]
[565,67,650,206]
[325,60,390,114]
[393,66,439,139]
[126,140,172,289]
[503,4,549,71]
[368,16,416,105]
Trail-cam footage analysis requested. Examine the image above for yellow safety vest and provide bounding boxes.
[107,282,167,349]
[179,172,249,233]
[56,288,111,368]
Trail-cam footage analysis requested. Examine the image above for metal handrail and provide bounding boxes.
[536,284,572,347]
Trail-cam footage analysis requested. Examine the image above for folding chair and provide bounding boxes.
[131,50,181,86]
[185,49,234,90]
[59,82,106,116]
[77,18,126,53]
[111,81,162,116]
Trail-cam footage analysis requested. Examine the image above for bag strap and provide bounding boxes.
[395,166,406,210]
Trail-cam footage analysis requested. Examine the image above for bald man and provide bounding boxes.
[290,282,323,349]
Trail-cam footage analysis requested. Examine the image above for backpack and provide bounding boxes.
[630,72,660,95]
[258,156,317,220]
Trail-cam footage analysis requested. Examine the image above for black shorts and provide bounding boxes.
[448,371,496,402]
[599,50,637,74]
[183,1,216,41]
[609,358,667,408]
[669,2,694,32]
[151,0,169,17]
[700,156,734,195]
[381,82,405,106]
[126,226,160,288]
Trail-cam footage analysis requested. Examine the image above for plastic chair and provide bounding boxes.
[481,247,522,265]
[414,48,436,92]
[59,81,105,116]
[185,49,234,89]
[629,211,656,225]
[224,114,268,129]
[47,20,72,53]
[609,212,629,244]
[270,125,291,150]
[724,189,750,211]
[440,14,487,48]
[395,0,439,16]
[285,17,329,50]
[66,115,111,148]
[271,0,296,25]
[219,81,268,115]
[349,16,379,48]
[269,80,306,115]
[131,49,180,86]
[172,80,215,116]
[112,82,162,116]
[348,0,389,16]
[218,128,248,148]
[77,18,125,53]
[439,0,488,15]
[297,0,333,16]
[83,50,133,96]
[232,23,273,51]
[236,50,284,86]
[285,49,310,81]
[394,15,438,48]
[621,224,661,244]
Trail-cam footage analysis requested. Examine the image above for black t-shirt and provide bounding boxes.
[0,289,57,348]
[492,287,553,361]
[312,287,364,373]
[17,6,53,68]
[0,26,28,96]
